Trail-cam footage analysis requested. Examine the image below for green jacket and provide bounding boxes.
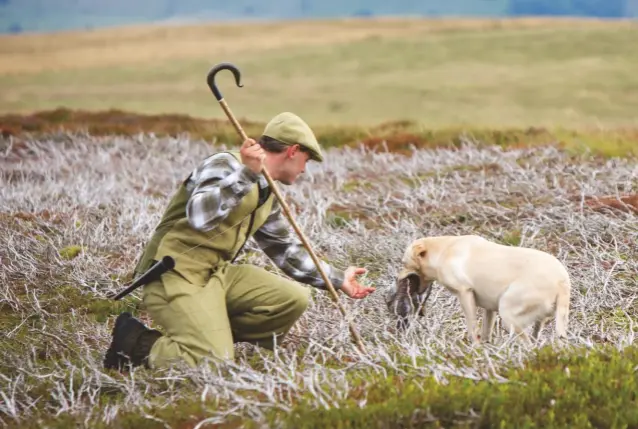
[134,151,276,287]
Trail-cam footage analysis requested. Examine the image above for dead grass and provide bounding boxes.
[1,133,637,427]
[583,194,638,215]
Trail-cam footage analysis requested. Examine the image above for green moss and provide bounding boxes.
[58,245,83,260]
[10,399,246,429]
[86,299,138,323]
[272,345,638,428]
[502,228,522,246]
[9,388,256,429]
[591,307,634,332]
[6,342,638,429]
[399,172,437,187]
[326,212,352,228]
[341,179,374,192]
[30,283,138,323]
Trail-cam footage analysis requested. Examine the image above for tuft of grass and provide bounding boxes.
[502,228,523,246]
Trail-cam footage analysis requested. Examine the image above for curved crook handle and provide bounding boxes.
[207,62,243,101]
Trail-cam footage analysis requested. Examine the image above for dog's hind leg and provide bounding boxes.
[554,280,571,339]
[499,310,532,344]
[497,285,540,345]
[531,317,551,341]
[481,309,496,343]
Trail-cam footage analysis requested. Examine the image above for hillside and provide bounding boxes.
[1,17,637,135]
[0,0,636,33]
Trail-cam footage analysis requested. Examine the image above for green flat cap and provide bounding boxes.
[262,112,324,162]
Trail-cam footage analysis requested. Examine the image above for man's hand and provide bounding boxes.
[240,138,265,174]
[339,267,375,299]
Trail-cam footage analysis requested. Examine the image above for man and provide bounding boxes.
[104,111,375,371]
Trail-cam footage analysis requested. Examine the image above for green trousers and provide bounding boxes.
[141,262,311,369]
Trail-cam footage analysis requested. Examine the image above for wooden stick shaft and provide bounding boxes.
[218,98,367,354]
[219,100,247,140]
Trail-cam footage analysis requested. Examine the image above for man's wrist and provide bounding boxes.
[239,165,261,182]
[331,268,346,291]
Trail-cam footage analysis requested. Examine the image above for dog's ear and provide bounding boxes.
[413,241,427,259]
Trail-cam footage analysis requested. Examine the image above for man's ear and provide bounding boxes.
[413,241,427,259]
[286,144,300,158]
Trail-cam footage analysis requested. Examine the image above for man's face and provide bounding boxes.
[279,146,310,185]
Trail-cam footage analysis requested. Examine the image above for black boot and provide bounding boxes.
[103,312,162,371]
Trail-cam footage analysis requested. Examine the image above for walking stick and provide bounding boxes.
[206,62,367,354]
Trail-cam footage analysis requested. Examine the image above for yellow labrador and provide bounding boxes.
[388,235,571,344]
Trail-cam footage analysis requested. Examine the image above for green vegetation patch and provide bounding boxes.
[273,345,638,428]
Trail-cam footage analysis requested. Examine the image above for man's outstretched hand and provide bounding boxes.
[339,267,376,299]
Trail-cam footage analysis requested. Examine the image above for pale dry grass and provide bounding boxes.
[0,17,633,75]
[1,17,637,129]
[0,132,637,427]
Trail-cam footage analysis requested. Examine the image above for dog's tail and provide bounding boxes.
[554,278,571,338]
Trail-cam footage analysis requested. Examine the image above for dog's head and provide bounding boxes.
[401,237,439,281]
[385,239,438,330]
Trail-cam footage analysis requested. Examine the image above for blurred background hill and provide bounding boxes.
[1,0,637,34]
[1,0,636,154]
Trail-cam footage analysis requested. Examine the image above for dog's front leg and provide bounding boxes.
[458,290,480,344]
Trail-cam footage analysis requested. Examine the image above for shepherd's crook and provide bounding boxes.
[206,62,367,354]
